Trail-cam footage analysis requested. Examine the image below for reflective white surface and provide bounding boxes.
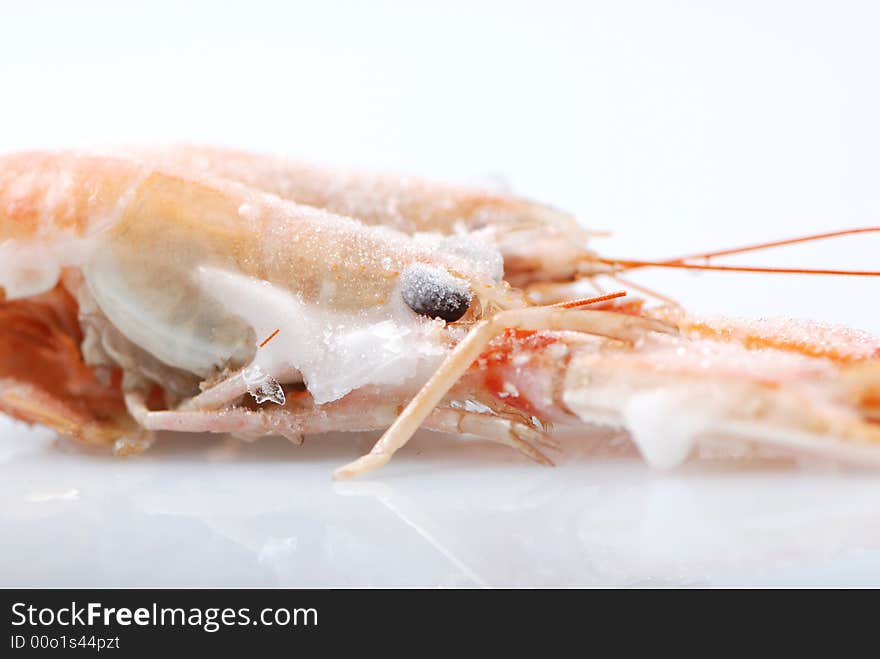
[3,420,880,587]
[1,1,879,587]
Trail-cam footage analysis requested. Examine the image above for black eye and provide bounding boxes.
[400,264,473,323]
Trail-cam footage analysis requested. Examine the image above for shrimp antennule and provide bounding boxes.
[552,290,627,309]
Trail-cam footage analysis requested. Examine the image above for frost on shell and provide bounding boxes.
[413,233,504,283]
[242,365,286,406]
[196,267,448,406]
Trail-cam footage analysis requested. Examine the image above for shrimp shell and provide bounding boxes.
[112,144,594,289]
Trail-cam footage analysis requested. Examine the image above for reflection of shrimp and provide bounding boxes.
[1,149,878,479]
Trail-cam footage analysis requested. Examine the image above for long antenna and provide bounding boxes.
[600,227,880,276]
[667,227,880,263]
[597,259,880,276]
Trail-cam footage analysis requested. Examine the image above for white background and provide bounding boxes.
[1,1,879,586]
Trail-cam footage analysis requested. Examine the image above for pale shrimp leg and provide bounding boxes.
[127,391,389,442]
[177,374,251,411]
[426,407,555,465]
[128,392,554,463]
[334,308,677,479]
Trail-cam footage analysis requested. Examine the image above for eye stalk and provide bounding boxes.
[400,263,473,323]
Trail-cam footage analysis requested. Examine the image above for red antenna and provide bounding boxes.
[598,227,880,276]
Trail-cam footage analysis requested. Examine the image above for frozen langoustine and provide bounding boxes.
[0,151,661,462]
[0,149,878,477]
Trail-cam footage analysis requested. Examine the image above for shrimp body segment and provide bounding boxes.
[468,307,880,469]
[116,145,596,290]
[0,149,878,475]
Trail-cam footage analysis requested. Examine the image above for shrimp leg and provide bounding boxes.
[127,392,554,463]
[334,307,677,479]
[427,406,556,465]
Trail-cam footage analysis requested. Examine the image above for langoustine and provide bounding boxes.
[0,148,878,478]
